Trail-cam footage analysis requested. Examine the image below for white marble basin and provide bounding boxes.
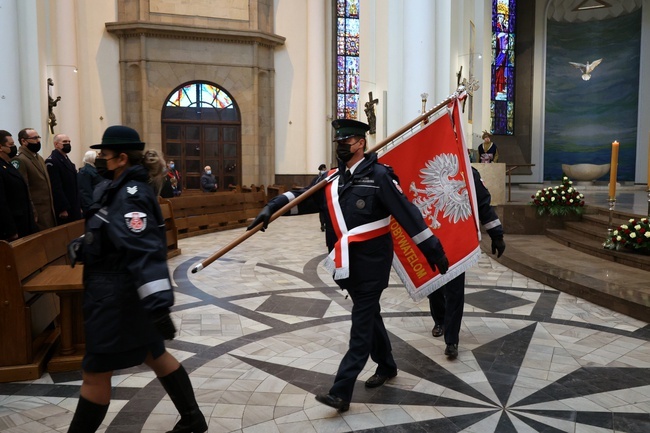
[561,163,610,181]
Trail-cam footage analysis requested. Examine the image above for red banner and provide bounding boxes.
[379,100,481,300]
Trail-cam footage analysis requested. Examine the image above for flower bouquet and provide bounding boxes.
[529,176,585,216]
[603,217,650,253]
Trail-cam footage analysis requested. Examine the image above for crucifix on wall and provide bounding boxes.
[47,78,61,134]
[364,91,379,134]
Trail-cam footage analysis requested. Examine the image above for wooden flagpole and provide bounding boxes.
[191,87,465,273]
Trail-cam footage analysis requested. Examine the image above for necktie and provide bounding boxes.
[343,170,351,183]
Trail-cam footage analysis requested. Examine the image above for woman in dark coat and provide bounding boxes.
[66,126,206,433]
[77,150,103,214]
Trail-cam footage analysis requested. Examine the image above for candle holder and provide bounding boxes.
[607,198,616,238]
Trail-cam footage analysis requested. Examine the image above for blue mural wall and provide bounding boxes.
[544,9,641,181]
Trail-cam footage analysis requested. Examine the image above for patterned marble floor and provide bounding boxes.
[1,213,650,433]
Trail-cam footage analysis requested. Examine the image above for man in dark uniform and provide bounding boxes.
[0,130,38,241]
[428,167,505,358]
[46,133,82,224]
[248,119,449,412]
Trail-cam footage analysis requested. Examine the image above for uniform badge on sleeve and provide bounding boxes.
[11,160,20,170]
[392,178,404,194]
[124,212,147,232]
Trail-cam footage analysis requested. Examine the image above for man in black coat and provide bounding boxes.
[0,130,38,241]
[428,167,505,358]
[249,119,449,412]
[46,133,82,224]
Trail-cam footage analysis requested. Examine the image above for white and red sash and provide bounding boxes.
[324,173,391,280]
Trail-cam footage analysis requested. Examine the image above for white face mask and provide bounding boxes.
[206,170,212,175]
[319,170,327,175]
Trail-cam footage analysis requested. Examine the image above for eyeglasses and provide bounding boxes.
[26,136,41,141]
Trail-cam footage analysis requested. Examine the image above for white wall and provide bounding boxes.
[274,0,323,174]
[75,0,121,157]
[2,1,120,167]
[0,0,24,135]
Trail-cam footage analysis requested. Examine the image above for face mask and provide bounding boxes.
[27,142,41,153]
[206,170,212,175]
[101,169,115,180]
[4,145,18,159]
[95,157,115,179]
[336,143,355,163]
[169,163,175,169]
[319,170,327,176]
[62,144,72,154]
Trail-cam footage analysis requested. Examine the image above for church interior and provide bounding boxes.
[1,0,649,432]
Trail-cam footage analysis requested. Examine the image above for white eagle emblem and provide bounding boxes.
[126,186,138,195]
[409,153,471,229]
[124,212,147,232]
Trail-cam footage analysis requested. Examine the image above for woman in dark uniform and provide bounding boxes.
[67,126,206,433]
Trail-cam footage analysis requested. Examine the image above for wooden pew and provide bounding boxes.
[0,220,84,382]
[266,184,286,200]
[158,197,181,258]
[169,190,267,239]
[0,200,181,381]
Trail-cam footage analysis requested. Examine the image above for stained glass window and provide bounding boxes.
[335,0,360,119]
[490,0,516,135]
[164,82,237,121]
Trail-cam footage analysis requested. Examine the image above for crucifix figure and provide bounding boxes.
[364,91,379,134]
[47,78,62,134]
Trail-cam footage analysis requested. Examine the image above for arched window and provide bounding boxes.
[335,0,360,119]
[490,0,516,135]
[162,82,241,190]
[163,82,238,121]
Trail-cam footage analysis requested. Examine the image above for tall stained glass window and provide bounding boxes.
[336,0,360,119]
[490,0,516,135]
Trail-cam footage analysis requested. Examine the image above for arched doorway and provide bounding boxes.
[162,81,241,191]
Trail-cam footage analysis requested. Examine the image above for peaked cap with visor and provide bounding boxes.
[332,119,370,142]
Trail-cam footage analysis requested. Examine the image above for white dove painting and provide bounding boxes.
[568,58,603,81]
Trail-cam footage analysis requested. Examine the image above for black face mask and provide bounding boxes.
[62,144,72,154]
[5,145,17,159]
[94,158,113,179]
[27,142,41,153]
[336,143,355,163]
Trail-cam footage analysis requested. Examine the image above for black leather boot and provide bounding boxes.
[67,395,109,433]
[159,365,208,433]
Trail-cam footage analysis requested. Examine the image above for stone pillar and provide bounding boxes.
[402,0,436,125]
[48,0,82,166]
[434,0,453,103]
[306,0,328,171]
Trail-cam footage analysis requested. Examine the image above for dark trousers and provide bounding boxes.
[428,272,465,345]
[329,283,397,402]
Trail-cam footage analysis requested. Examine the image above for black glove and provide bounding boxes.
[247,206,272,231]
[429,254,449,275]
[67,236,84,268]
[491,236,506,258]
[151,309,176,340]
